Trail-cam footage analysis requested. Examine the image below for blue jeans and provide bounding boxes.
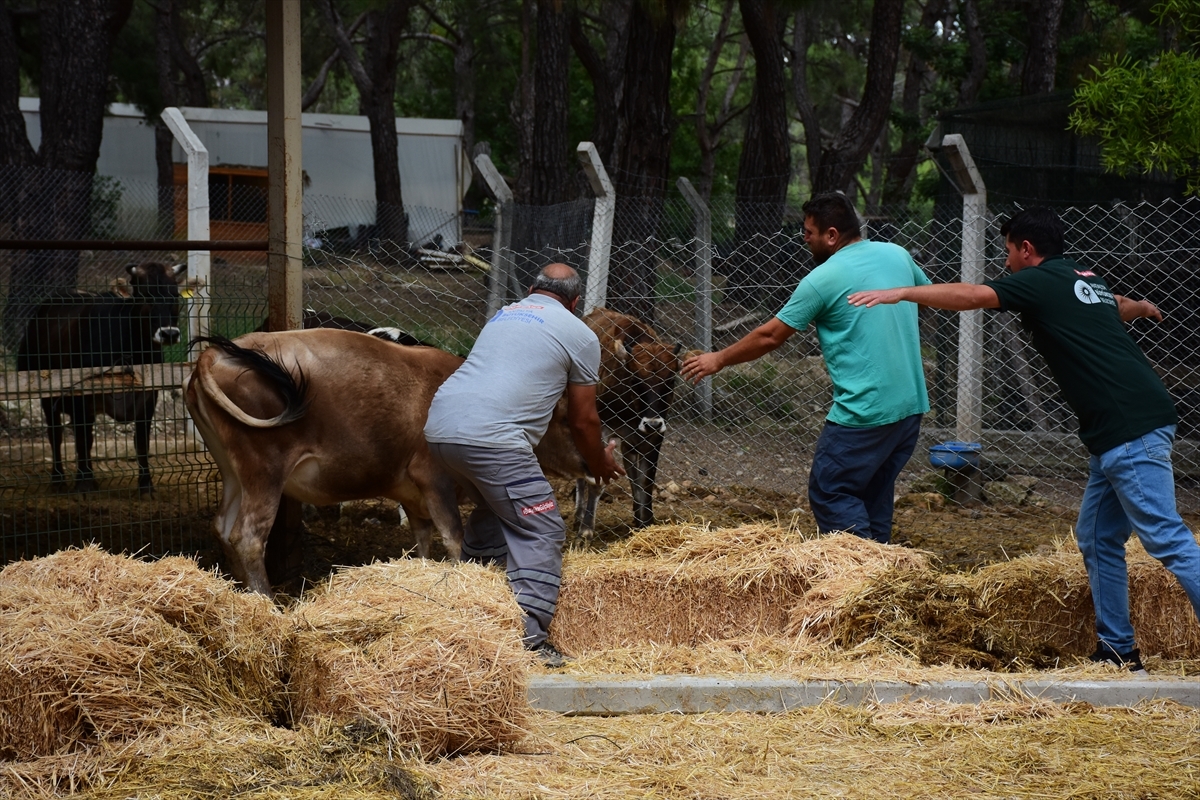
[808,414,922,544]
[1076,425,1200,655]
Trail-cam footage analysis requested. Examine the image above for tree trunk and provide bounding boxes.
[0,5,34,168]
[318,0,414,247]
[730,0,789,309]
[528,0,571,206]
[958,0,986,105]
[1021,0,1066,95]
[609,0,681,324]
[154,0,178,238]
[882,0,949,208]
[811,0,905,194]
[2,0,133,349]
[569,0,632,172]
[790,8,823,189]
[454,12,476,160]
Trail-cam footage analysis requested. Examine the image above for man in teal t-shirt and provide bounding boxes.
[682,193,931,543]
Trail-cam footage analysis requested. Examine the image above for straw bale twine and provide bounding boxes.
[0,718,436,800]
[0,547,286,760]
[287,559,530,758]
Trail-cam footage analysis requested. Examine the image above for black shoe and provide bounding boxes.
[1088,643,1148,676]
[532,641,570,668]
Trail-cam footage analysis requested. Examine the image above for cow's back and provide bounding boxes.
[195,329,464,500]
[16,291,155,371]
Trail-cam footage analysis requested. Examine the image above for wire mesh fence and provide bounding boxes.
[3,160,1200,568]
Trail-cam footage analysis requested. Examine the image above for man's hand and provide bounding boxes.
[1116,295,1163,323]
[847,288,907,307]
[594,439,625,485]
[681,351,723,385]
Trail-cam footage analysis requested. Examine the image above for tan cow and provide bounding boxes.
[184,328,587,595]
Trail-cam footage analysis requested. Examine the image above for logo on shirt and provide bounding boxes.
[1074,280,1103,305]
[520,499,557,516]
[1074,269,1097,277]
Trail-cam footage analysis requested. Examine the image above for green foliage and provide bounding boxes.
[1070,1,1200,194]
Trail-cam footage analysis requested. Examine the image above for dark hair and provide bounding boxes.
[532,267,582,303]
[1000,207,1065,257]
[801,192,861,239]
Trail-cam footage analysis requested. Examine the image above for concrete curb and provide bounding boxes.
[528,675,1199,715]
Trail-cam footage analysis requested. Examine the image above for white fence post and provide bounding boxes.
[577,141,614,314]
[677,177,713,421]
[474,153,514,317]
[941,133,987,448]
[161,107,210,347]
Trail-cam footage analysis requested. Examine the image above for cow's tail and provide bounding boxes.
[191,335,310,428]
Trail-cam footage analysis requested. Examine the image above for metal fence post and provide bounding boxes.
[677,177,713,421]
[161,108,210,347]
[577,142,614,314]
[474,153,513,317]
[942,133,987,502]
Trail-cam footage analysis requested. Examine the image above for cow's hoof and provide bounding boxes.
[73,478,100,494]
[49,478,69,494]
[138,485,156,500]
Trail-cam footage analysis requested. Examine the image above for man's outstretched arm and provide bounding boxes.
[680,317,796,385]
[848,283,1001,311]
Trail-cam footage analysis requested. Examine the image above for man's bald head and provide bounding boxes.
[531,262,582,304]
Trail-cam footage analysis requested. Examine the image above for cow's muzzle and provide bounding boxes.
[154,326,182,345]
[638,416,667,435]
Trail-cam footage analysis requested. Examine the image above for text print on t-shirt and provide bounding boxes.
[1074,279,1115,307]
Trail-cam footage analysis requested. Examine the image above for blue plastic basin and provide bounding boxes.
[929,441,982,470]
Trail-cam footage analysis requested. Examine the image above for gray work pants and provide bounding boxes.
[427,441,564,647]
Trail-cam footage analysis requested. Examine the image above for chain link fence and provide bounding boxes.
[3,161,1200,565]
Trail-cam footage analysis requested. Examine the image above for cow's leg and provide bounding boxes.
[41,397,68,492]
[408,447,465,560]
[70,399,99,494]
[572,478,601,549]
[402,504,437,559]
[217,479,279,595]
[133,391,159,497]
[627,435,662,530]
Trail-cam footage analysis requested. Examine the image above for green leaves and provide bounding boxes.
[1069,50,1200,194]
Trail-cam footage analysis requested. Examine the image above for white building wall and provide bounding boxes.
[19,98,467,244]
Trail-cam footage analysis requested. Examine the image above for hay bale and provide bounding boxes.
[0,717,437,800]
[0,547,287,760]
[552,525,932,653]
[970,541,1096,658]
[286,559,530,758]
[1128,551,1200,658]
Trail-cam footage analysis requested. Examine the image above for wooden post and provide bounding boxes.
[264,0,304,584]
[677,177,713,421]
[577,142,614,314]
[474,152,514,317]
[160,108,210,348]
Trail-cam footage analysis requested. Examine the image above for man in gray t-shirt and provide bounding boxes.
[425,263,623,666]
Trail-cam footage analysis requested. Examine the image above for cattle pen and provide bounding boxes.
[3,170,1200,570]
[2,161,1200,799]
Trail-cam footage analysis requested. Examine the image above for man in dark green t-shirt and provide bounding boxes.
[847,207,1200,674]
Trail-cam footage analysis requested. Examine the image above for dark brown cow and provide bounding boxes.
[17,262,187,495]
[184,328,586,594]
[571,308,683,547]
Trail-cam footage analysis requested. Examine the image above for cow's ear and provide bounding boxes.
[126,263,143,278]
[610,337,630,362]
[172,263,187,279]
[672,343,683,357]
